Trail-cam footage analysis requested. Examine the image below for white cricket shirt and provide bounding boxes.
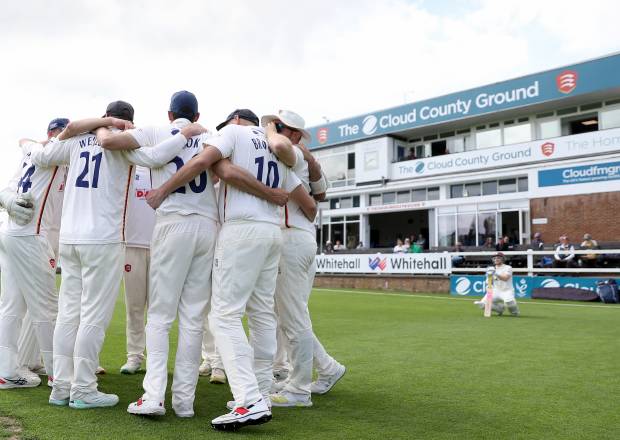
[283,146,315,235]
[125,165,156,248]
[127,119,218,222]
[208,125,301,225]
[492,264,515,296]
[2,141,67,239]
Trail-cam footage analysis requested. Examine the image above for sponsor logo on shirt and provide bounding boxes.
[125,264,132,273]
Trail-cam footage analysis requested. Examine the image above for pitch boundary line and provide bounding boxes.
[313,288,620,310]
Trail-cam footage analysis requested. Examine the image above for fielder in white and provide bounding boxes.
[120,165,156,375]
[146,109,304,430]
[0,118,68,389]
[26,102,191,409]
[475,252,520,316]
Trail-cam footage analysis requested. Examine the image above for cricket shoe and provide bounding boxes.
[0,374,41,389]
[270,379,286,393]
[127,398,165,416]
[69,391,119,409]
[198,360,212,377]
[49,388,70,406]
[120,358,142,375]
[226,398,272,411]
[212,398,272,431]
[270,390,312,407]
[311,364,346,395]
[210,368,227,384]
[31,365,47,375]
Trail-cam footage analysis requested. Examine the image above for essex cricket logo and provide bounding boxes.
[49,259,56,269]
[125,264,132,273]
[368,256,387,271]
[541,142,555,157]
[317,127,328,144]
[556,70,578,94]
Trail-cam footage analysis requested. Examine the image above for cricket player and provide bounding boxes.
[475,252,520,316]
[0,118,68,389]
[99,95,287,418]
[120,165,155,375]
[146,109,306,430]
[26,102,192,409]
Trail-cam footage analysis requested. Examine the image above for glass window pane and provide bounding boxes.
[346,215,360,221]
[518,177,528,192]
[482,180,497,195]
[503,123,531,145]
[346,222,359,250]
[397,191,410,203]
[318,153,347,184]
[438,215,456,247]
[499,179,517,194]
[353,196,360,208]
[383,192,396,204]
[478,212,496,246]
[450,185,463,198]
[347,152,355,169]
[427,187,440,200]
[319,200,329,210]
[331,216,344,222]
[457,213,477,246]
[412,189,426,202]
[601,107,620,130]
[447,137,465,153]
[330,199,339,209]
[339,197,352,209]
[369,194,382,206]
[475,128,502,149]
[464,182,481,197]
[538,119,560,139]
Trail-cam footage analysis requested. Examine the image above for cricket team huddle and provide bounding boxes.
[0,91,347,431]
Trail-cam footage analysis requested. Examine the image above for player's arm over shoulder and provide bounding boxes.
[27,137,72,167]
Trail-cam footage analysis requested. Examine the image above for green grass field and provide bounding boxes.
[1,287,620,439]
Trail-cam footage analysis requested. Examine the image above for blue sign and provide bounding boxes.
[538,161,620,187]
[308,53,620,149]
[450,275,619,298]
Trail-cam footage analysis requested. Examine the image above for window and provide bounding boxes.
[537,119,560,139]
[457,213,477,246]
[330,199,339,209]
[464,182,481,197]
[383,192,396,204]
[482,181,497,195]
[412,188,426,202]
[369,194,382,206]
[339,197,352,209]
[517,177,528,192]
[562,113,599,136]
[397,191,410,203]
[498,179,516,194]
[475,128,502,149]
[450,185,463,198]
[601,107,620,130]
[427,187,440,200]
[347,152,355,170]
[503,122,531,145]
[438,215,456,247]
[353,196,360,208]
[431,140,447,156]
[477,212,496,245]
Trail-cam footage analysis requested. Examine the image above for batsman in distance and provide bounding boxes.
[474,252,520,316]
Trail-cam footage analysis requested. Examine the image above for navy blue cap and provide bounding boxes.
[216,109,259,131]
[169,91,198,119]
[47,118,69,132]
[105,100,134,122]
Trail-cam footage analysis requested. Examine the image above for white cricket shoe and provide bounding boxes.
[226,399,272,410]
[127,397,165,416]
[270,390,312,407]
[212,398,272,431]
[120,358,142,375]
[210,368,227,384]
[31,365,47,375]
[311,364,346,395]
[49,388,70,406]
[198,360,212,377]
[0,374,41,389]
[69,391,119,409]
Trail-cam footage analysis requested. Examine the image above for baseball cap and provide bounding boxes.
[169,90,198,119]
[216,109,259,131]
[105,100,134,122]
[493,252,505,259]
[47,118,69,132]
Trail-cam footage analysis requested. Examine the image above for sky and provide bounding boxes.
[1,0,619,184]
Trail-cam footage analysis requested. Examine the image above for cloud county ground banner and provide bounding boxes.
[316,253,451,274]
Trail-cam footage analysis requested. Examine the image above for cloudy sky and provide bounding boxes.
[1,0,619,184]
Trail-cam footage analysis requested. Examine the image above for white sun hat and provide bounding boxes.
[261,109,311,142]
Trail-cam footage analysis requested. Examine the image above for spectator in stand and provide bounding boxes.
[579,233,600,268]
[496,236,510,252]
[483,237,495,249]
[404,147,416,161]
[333,240,346,251]
[554,235,576,268]
[452,242,466,267]
[531,232,544,250]
[324,241,334,254]
[403,237,411,252]
[393,238,407,253]
[356,241,364,249]
[416,234,427,250]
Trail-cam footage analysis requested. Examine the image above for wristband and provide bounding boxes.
[310,171,328,194]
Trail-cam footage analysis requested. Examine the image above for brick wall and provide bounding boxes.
[314,275,450,293]
[530,192,620,243]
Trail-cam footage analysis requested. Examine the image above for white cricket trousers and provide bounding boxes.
[142,214,216,409]
[123,247,149,362]
[53,243,124,398]
[18,314,43,370]
[202,312,223,370]
[274,228,316,395]
[209,221,282,407]
[0,234,57,379]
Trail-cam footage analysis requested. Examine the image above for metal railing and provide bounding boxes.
[449,249,620,276]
